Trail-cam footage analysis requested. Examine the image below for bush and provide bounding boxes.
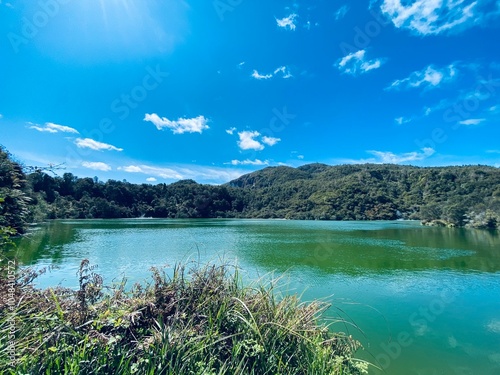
[0,260,367,374]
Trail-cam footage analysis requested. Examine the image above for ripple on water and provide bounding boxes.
[486,319,500,334]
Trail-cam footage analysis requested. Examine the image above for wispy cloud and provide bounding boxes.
[0,114,3,119]
[120,165,143,173]
[334,5,350,20]
[276,14,298,30]
[274,66,293,79]
[29,122,79,134]
[459,118,486,126]
[119,165,183,179]
[337,50,385,76]
[144,114,210,134]
[390,64,500,121]
[237,131,264,151]
[251,66,292,80]
[395,116,413,125]
[118,163,246,184]
[82,162,112,171]
[251,70,273,80]
[75,138,123,152]
[262,136,281,146]
[377,0,494,36]
[489,105,499,113]
[388,64,457,90]
[367,147,435,164]
[228,159,270,166]
[226,127,237,135]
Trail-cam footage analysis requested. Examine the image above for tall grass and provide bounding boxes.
[0,259,368,374]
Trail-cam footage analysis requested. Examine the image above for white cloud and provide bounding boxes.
[120,165,143,173]
[119,165,183,179]
[229,159,270,166]
[237,131,264,151]
[335,5,350,20]
[337,50,385,76]
[489,105,499,113]
[395,116,413,125]
[367,147,435,164]
[0,114,3,119]
[238,62,246,68]
[297,155,305,160]
[274,66,293,79]
[378,0,488,35]
[262,136,281,146]
[276,14,298,30]
[388,64,457,90]
[29,122,79,134]
[82,162,112,171]
[75,138,123,152]
[236,131,281,151]
[226,127,237,135]
[144,114,209,134]
[459,118,485,125]
[251,70,273,80]
[117,162,246,184]
[252,66,293,80]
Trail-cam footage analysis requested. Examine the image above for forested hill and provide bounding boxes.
[225,163,500,228]
[1,146,500,236]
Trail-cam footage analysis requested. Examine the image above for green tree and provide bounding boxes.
[0,146,31,234]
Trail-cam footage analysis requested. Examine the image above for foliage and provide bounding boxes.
[0,225,16,249]
[1,145,500,230]
[227,163,500,228]
[21,163,500,228]
[0,147,31,234]
[0,260,366,374]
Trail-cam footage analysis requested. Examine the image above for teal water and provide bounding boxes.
[12,219,500,374]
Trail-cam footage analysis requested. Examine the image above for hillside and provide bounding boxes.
[227,163,500,227]
[1,146,499,232]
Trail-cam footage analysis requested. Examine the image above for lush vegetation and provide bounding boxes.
[1,145,500,238]
[1,146,498,373]
[228,163,500,228]
[0,260,366,374]
[0,147,31,237]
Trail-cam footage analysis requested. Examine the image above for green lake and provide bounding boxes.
[12,219,500,375]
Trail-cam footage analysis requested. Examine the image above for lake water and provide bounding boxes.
[13,219,500,375]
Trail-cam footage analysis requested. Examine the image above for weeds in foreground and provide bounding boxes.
[0,259,368,374]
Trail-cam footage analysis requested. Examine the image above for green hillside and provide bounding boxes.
[227,163,500,228]
[1,146,499,233]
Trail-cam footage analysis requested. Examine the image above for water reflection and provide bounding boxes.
[231,223,500,275]
[14,221,80,265]
[13,219,500,275]
[9,219,500,375]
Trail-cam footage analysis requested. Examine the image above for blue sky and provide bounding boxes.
[1,0,499,184]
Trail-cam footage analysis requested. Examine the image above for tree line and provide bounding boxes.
[1,145,499,239]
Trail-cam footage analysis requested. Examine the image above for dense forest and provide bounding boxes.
[1,145,499,238]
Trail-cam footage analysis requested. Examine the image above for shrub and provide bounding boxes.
[0,260,367,374]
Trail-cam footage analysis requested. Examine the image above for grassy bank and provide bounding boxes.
[0,260,367,374]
